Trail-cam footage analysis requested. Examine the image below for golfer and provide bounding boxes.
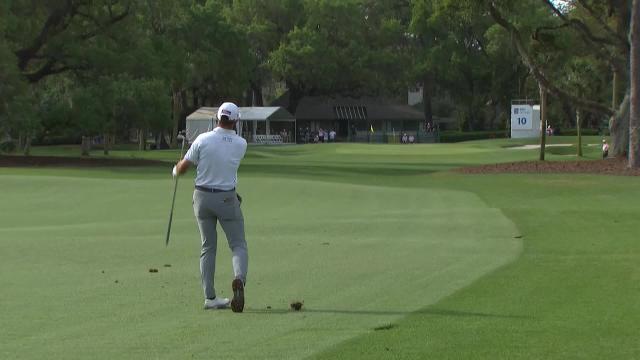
[173,102,248,312]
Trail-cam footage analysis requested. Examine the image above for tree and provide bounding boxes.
[563,57,608,156]
[411,0,498,130]
[630,0,640,167]
[225,0,305,105]
[0,8,29,151]
[486,0,637,164]
[6,0,134,83]
[70,85,108,156]
[144,0,252,146]
[269,0,411,113]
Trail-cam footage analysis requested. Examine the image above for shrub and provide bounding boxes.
[0,139,17,153]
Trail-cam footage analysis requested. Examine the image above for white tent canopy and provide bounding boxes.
[185,108,217,143]
[186,106,296,143]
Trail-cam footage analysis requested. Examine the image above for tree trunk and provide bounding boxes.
[81,136,91,156]
[138,129,146,151]
[561,101,574,129]
[539,85,547,161]
[23,134,32,156]
[613,68,621,110]
[518,71,529,98]
[171,89,182,148]
[181,89,188,116]
[243,88,253,106]
[630,0,640,168]
[422,73,434,125]
[610,91,630,155]
[251,81,264,106]
[193,88,199,108]
[287,83,304,115]
[576,108,583,157]
[103,133,110,155]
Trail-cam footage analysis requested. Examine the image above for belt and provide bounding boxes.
[195,186,235,193]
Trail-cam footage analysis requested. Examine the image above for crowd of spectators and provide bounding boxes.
[297,127,337,144]
[278,129,292,143]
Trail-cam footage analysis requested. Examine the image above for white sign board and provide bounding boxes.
[511,105,533,130]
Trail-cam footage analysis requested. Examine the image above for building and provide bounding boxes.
[274,95,432,143]
[186,106,296,144]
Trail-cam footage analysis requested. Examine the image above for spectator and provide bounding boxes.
[408,135,415,144]
[401,133,408,144]
[602,139,609,159]
[329,129,336,142]
[546,125,553,136]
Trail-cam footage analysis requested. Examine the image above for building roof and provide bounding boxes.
[240,107,295,122]
[186,106,295,122]
[274,95,425,121]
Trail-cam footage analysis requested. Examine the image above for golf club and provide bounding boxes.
[165,131,186,246]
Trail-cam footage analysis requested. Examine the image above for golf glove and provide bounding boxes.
[172,165,178,177]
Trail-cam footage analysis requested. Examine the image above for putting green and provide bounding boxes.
[0,173,520,359]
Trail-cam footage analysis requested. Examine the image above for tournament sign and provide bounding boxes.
[511,105,533,130]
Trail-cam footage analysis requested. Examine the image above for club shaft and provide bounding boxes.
[165,176,179,246]
[165,137,186,246]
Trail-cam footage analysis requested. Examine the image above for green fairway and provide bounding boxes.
[1,139,638,359]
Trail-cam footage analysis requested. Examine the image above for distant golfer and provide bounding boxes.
[602,139,609,159]
[173,102,248,312]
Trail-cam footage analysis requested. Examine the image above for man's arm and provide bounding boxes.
[175,159,192,176]
[173,139,198,177]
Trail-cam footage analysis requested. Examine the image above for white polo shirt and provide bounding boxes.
[184,127,247,190]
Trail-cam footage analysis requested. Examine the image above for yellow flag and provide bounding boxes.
[370,125,374,133]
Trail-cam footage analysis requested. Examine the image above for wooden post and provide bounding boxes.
[577,108,583,157]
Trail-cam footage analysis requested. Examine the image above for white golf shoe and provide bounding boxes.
[204,297,230,310]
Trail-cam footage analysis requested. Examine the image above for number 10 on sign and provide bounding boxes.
[511,105,533,130]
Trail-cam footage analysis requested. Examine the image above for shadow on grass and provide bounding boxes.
[240,162,469,179]
[245,148,313,158]
[244,307,527,319]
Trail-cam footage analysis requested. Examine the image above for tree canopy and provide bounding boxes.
[1,0,638,165]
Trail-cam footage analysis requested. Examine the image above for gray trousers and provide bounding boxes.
[193,189,248,300]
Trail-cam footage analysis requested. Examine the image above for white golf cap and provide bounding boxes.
[217,102,240,121]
